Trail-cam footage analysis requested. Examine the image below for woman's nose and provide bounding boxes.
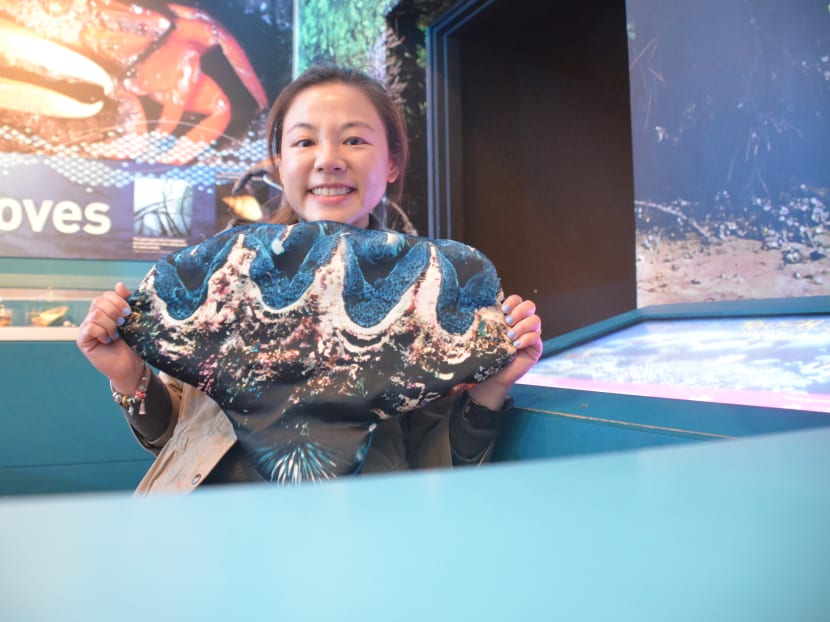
[315,143,345,172]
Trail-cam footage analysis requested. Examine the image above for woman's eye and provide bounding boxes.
[294,139,313,148]
[344,137,367,146]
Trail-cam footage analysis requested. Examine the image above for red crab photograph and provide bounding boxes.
[0,0,292,166]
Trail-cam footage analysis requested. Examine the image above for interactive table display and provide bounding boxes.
[495,297,830,463]
[520,315,830,413]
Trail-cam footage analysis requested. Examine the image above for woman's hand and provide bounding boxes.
[468,294,543,410]
[76,282,145,393]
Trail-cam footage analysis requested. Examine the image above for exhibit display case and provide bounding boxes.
[494,296,830,462]
[0,257,152,341]
[0,261,156,495]
[0,287,92,333]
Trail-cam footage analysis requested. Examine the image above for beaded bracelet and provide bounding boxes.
[111,363,150,416]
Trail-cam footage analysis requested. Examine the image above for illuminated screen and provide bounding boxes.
[519,316,830,414]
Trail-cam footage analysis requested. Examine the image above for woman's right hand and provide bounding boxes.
[76,282,145,392]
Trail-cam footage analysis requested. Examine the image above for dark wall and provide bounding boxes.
[452,0,636,337]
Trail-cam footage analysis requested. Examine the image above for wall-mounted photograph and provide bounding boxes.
[0,0,293,262]
[628,0,830,305]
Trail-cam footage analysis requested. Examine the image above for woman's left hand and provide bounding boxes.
[467,294,543,410]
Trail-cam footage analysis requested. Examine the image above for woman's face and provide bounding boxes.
[276,82,399,228]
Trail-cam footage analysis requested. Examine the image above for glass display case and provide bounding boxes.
[0,257,152,341]
[0,287,94,341]
[0,288,94,328]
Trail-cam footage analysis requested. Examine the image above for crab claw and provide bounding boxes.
[0,16,114,119]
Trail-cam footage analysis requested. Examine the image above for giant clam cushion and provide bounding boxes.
[120,221,515,483]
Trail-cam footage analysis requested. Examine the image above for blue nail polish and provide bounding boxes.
[508,330,516,339]
[506,315,513,325]
[104,336,112,344]
[123,308,131,316]
[513,340,521,348]
[113,330,121,340]
[117,316,125,326]
[502,303,511,313]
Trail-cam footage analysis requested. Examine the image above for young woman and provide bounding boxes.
[76,66,543,493]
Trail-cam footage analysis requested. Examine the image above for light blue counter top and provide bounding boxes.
[2,425,828,621]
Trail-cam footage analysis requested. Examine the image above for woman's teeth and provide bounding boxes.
[310,187,352,196]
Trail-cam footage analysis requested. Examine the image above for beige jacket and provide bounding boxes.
[128,373,475,494]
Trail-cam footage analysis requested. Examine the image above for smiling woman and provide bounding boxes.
[266,66,410,228]
[75,65,543,493]
[274,82,400,228]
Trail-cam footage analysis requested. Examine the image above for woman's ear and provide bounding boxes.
[386,160,400,184]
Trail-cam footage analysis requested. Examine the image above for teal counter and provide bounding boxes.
[1,425,828,621]
[0,339,153,495]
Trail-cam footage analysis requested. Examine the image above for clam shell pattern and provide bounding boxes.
[120,221,515,484]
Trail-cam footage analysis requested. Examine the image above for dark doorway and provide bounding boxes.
[426,0,636,337]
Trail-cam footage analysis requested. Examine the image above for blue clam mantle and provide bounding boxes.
[121,221,515,483]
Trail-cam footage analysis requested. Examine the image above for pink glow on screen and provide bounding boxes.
[518,317,830,414]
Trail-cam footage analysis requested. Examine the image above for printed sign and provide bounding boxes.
[0,0,293,261]
[0,154,220,260]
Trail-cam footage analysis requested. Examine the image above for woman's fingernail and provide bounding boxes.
[113,331,121,340]
[508,329,516,339]
[104,336,112,344]
[513,340,521,348]
[502,303,511,313]
[123,308,131,316]
[505,315,514,325]
[117,316,125,326]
